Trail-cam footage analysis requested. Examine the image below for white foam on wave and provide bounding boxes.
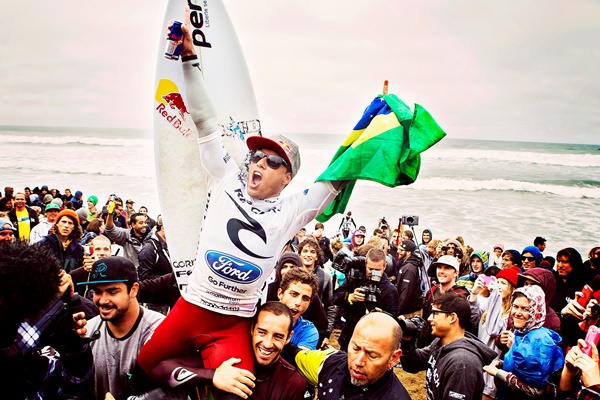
[0,134,150,148]
[360,177,600,199]
[424,148,600,168]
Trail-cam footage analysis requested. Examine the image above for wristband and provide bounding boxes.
[182,54,199,62]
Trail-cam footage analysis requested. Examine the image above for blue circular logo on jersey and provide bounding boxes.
[205,250,263,284]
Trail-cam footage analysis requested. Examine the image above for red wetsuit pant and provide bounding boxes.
[137,297,254,373]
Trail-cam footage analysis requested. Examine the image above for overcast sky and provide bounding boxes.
[1,1,599,144]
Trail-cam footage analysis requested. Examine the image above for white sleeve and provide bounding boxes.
[287,181,339,230]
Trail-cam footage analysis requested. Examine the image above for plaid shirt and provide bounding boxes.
[10,299,94,399]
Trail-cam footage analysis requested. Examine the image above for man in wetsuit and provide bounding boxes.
[137,9,344,398]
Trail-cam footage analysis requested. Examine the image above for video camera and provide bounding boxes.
[332,253,381,311]
[401,215,419,227]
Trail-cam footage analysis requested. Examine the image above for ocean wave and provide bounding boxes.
[424,148,600,168]
[360,177,600,199]
[0,134,151,148]
[413,178,600,198]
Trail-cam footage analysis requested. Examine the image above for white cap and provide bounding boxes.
[432,255,459,271]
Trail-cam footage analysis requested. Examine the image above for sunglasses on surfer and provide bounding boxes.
[249,149,290,171]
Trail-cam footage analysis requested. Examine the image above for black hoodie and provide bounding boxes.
[402,331,496,400]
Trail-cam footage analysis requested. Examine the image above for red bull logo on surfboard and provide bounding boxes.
[155,79,193,137]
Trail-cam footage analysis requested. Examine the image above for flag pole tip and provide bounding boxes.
[382,80,389,95]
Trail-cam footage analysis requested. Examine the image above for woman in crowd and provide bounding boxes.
[470,268,518,399]
[483,285,564,399]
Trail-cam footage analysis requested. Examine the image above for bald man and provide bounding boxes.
[289,312,411,399]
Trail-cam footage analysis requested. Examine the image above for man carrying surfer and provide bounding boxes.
[137,7,346,398]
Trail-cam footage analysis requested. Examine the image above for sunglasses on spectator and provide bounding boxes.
[522,256,536,262]
[249,150,290,170]
[431,308,454,318]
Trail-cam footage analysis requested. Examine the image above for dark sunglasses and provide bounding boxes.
[522,256,536,262]
[431,308,454,317]
[249,150,290,170]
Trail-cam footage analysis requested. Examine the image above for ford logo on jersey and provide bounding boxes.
[205,251,263,284]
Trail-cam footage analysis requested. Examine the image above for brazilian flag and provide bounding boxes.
[316,93,446,222]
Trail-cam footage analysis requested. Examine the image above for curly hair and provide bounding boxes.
[279,267,319,299]
[0,241,61,343]
[297,237,323,266]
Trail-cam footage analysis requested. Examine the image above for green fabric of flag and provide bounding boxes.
[316,93,446,222]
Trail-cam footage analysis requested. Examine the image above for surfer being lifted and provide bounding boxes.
[137,7,347,398]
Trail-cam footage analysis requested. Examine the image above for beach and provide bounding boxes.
[1,125,599,257]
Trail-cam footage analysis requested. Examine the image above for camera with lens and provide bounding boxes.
[590,303,600,319]
[333,254,383,312]
[357,269,382,312]
[399,315,427,338]
[401,215,419,227]
[332,253,365,275]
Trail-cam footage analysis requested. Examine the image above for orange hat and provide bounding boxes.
[56,209,80,229]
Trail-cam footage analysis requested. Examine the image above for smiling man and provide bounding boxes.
[290,312,411,399]
[7,191,39,242]
[402,291,496,400]
[82,257,186,400]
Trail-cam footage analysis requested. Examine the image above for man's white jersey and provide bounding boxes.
[184,132,337,317]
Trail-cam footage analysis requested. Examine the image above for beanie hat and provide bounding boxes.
[87,195,98,206]
[51,197,63,208]
[522,245,543,266]
[56,209,80,228]
[74,190,83,198]
[496,267,519,287]
[470,250,490,270]
[276,252,302,274]
[505,249,522,268]
[76,207,88,224]
[493,243,504,251]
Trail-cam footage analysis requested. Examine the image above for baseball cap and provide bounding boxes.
[0,218,16,232]
[246,134,301,178]
[75,190,83,197]
[126,199,135,204]
[399,240,417,253]
[78,256,138,286]
[45,203,60,212]
[431,255,460,271]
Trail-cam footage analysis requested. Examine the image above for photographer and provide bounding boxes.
[332,248,399,351]
[396,240,425,318]
[0,241,94,399]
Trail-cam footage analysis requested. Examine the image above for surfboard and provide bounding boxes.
[153,0,260,291]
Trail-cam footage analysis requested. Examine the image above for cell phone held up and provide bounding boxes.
[578,284,594,308]
[582,325,600,356]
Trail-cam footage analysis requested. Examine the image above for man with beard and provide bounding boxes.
[104,209,151,268]
[81,257,186,399]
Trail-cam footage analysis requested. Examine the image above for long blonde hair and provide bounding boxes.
[481,279,515,325]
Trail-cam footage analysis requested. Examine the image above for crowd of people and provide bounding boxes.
[2,182,600,399]
[2,9,600,400]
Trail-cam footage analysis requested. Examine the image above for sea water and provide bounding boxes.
[1,125,598,258]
